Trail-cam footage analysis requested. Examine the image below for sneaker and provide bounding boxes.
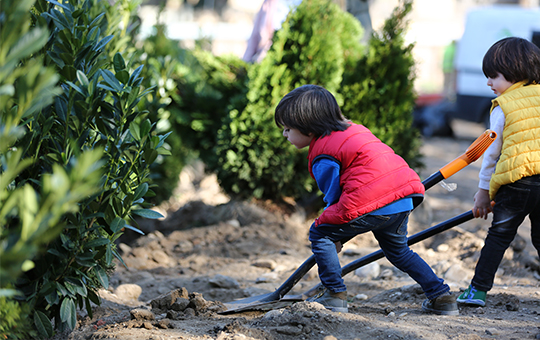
[456,285,486,306]
[422,293,459,316]
[307,288,348,313]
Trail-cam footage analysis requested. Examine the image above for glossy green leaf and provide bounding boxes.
[60,298,77,330]
[34,310,54,338]
[100,69,122,92]
[129,122,140,140]
[113,53,126,72]
[131,208,163,219]
[133,182,148,201]
[110,217,125,233]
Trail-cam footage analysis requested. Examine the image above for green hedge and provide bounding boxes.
[207,0,420,202]
[1,0,166,337]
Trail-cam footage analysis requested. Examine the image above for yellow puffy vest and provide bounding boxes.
[489,81,540,199]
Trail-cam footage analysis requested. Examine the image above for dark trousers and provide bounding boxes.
[472,175,540,292]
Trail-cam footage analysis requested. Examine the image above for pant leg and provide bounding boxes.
[309,213,402,293]
[529,197,540,258]
[370,212,449,300]
[309,223,361,293]
[471,176,540,292]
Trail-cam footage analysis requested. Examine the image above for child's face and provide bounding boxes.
[487,73,514,96]
[283,127,313,149]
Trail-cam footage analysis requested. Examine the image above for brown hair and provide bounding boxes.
[482,37,540,85]
[274,85,350,138]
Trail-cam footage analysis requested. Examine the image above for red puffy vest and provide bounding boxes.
[308,124,424,226]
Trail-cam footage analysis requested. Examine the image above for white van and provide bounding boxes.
[453,5,540,125]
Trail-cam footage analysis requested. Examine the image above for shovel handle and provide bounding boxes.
[340,210,474,277]
[293,210,475,300]
[439,130,497,179]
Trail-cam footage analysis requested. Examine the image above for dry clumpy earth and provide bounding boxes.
[54,121,540,340]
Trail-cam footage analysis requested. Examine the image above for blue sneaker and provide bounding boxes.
[457,285,486,306]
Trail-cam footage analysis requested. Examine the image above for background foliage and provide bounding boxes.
[209,0,420,202]
[1,0,421,338]
[212,0,364,202]
[342,0,421,168]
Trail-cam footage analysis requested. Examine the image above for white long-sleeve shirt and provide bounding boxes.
[478,106,505,190]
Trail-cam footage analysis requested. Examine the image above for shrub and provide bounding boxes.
[1,0,167,336]
[211,0,422,202]
[342,0,422,168]
[0,0,102,338]
[213,0,364,201]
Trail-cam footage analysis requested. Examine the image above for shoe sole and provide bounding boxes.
[456,298,485,307]
[326,306,348,313]
[421,305,459,316]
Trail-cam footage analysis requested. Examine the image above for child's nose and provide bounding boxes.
[283,130,287,137]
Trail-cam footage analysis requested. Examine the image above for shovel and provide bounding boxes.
[219,130,496,314]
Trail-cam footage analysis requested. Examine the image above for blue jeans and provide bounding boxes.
[309,211,450,300]
[471,175,540,292]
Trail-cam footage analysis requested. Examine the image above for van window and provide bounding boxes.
[532,31,540,48]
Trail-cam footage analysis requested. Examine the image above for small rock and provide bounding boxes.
[171,297,190,311]
[118,243,132,255]
[355,294,368,300]
[151,249,175,266]
[143,321,153,330]
[209,274,240,289]
[444,264,470,283]
[379,268,394,280]
[436,244,449,252]
[114,284,142,301]
[256,272,278,283]
[184,308,196,316]
[189,294,208,311]
[485,328,499,336]
[263,310,283,319]
[474,307,485,314]
[275,325,302,335]
[226,219,241,227]
[174,240,194,253]
[354,262,380,280]
[252,259,277,270]
[504,294,520,311]
[130,308,155,321]
[150,288,189,310]
[387,312,396,318]
[157,318,171,329]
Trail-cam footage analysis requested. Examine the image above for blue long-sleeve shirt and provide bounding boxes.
[312,158,413,215]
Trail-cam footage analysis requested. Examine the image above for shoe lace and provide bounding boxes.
[310,286,327,300]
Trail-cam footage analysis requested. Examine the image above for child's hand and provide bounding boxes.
[473,189,493,219]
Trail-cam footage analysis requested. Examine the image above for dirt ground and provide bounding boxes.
[55,120,540,340]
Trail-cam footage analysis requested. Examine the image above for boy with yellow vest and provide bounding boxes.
[275,85,458,315]
[457,37,540,306]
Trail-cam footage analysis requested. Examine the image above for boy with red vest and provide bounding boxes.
[275,84,458,315]
[457,37,540,307]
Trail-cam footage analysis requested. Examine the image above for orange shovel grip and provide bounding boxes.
[439,130,497,179]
